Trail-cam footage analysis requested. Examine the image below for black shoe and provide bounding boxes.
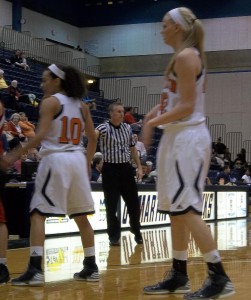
[0,264,10,284]
[109,239,120,246]
[74,259,99,282]
[143,269,190,295]
[11,264,44,286]
[183,271,235,299]
[134,233,143,244]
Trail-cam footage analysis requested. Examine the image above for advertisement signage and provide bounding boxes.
[45,189,247,235]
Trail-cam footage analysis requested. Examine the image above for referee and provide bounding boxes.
[95,102,143,246]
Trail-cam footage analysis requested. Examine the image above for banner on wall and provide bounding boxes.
[44,233,109,283]
[45,192,107,235]
[217,219,247,250]
[121,192,170,228]
[202,192,215,220]
[45,189,247,235]
[217,191,247,219]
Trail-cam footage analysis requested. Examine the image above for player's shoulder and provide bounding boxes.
[177,47,198,61]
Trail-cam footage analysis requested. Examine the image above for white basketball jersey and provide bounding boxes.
[39,93,85,156]
[159,48,206,129]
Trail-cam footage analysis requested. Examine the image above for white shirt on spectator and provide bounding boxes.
[241,174,251,184]
[135,141,146,158]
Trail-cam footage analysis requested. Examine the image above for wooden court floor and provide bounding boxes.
[1,218,251,300]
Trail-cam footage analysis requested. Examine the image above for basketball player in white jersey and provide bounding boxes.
[1,65,99,286]
[141,7,235,300]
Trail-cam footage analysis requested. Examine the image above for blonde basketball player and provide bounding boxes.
[141,7,235,299]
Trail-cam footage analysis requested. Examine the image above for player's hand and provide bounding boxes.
[143,104,160,123]
[1,150,21,170]
[0,156,12,171]
[136,165,143,182]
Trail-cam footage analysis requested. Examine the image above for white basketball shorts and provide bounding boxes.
[30,151,94,218]
[157,123,211,215]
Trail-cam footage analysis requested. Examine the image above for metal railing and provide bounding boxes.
[0,26,100,77]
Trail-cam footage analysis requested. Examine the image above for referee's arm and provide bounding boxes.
[130,146,143,181]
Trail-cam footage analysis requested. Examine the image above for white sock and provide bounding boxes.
[30,246,43,257]
[172,250,188,261]
[0,258,7,265]
[84,246,95,257]
[203,250,221,263]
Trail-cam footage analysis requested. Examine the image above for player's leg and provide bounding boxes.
[73,215,99,282]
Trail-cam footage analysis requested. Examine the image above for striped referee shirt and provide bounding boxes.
[96,121,135,163]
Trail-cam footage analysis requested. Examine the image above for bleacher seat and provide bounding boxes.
[5,108,16,120]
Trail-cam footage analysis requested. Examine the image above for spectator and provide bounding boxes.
[10,49,23,67]
[124,107,136,124]
[216,165,231,185]
[27,148,41,162]
[93,152,103,159]
[7,80,30,110]
[124,107,142,132]
[9,50,30,70]
[241,166,251,184]
[76,45,82,51]
[139,161,155,184]
[140,161,149,182]
[214,137,226,158]
[224,147,232,167]
[231,158,245,183]
[146,160,153,175]
[2,121,21,150]
[205,177,212,185]
[90,156,103,182]
[28,94,40,107]
[0,70,8,91]
[18,112,36,139]
[234,149,247,167]
[133,133,147,160]
[149,168,157,181]
[233,158,244,170]
[209,148,221,170]
[7,113,26,143]
[210,148,224,169]
[19,53,30,71]
[95,102,143,246]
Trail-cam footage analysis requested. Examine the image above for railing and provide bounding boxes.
[210,124,226,144]
[0,26,100,77]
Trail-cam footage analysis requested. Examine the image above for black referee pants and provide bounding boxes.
[102,162,141,241]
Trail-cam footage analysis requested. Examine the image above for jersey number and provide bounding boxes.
[59,116,82,145]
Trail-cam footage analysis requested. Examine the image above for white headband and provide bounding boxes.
[168,8,190,31]
[48,64,65,80]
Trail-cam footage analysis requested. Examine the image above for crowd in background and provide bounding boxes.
[1,52,251,187]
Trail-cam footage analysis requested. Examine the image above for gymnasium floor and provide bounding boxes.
[1,218,251,299]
